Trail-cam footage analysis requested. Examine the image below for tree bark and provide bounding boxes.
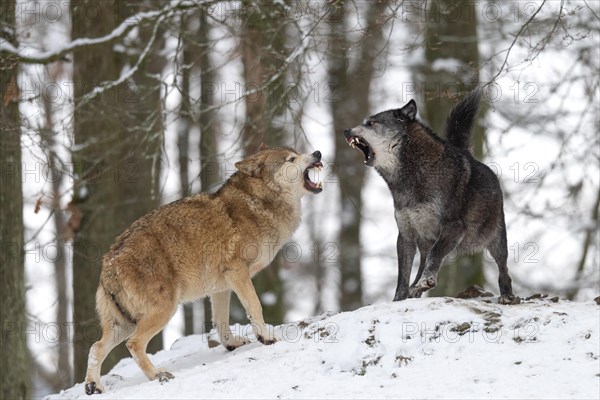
[0,1,29,397]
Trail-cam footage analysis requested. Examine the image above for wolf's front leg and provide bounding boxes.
[225,268,276,345]
[410,220,465,298]
[410,240,433,287]
[393,233,416,301]
[210,290,249,351]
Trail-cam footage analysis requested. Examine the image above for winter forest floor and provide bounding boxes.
[48,296,600,400]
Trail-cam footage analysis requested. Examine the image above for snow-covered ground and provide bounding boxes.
[48,297,600,400]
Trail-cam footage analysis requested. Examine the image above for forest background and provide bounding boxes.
[1,0,598,398]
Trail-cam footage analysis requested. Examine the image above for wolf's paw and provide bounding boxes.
[154,370,174,383]
[422,276,437,289]
[224,336,249,351]
[84,381,103,395]
[499,294,521,305]
[257,335,277,345]
[408,287,424,298]
[409,276,437,298]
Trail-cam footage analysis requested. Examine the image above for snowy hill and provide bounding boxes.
[49,297,600,399]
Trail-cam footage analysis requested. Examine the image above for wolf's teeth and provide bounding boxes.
[317,182,323,188]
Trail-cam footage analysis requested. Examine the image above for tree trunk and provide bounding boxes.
[566,187,600,300]
[416,0,486,297]
[328,0,389,311]
[198,8,220,333]
[40,72,72,389]
[71,0,122,381]
[0,1,29,397]
[239,1,268,154]
[178,13,195,337]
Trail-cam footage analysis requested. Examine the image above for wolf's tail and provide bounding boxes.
[444,88,481,151]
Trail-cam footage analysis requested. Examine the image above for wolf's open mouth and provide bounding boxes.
[347,136,375,166]
[304,161,323,194]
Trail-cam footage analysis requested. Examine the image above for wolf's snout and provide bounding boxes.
[343,129,351,138]
[312,150,321,160]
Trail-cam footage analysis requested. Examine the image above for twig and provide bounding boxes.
[0,1,207,65]
[484,0,547,87]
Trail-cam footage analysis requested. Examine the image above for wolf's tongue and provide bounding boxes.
[306,179,318,189]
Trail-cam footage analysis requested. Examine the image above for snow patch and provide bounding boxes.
[431,58,464,73]
[48,298,600,399]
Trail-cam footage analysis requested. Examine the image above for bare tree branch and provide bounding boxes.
[484,0,547,87]
[0,1,209,65]
[79,13,165,104]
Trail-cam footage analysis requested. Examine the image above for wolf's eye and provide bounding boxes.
[288,156,296,162]
[364,120,375,127]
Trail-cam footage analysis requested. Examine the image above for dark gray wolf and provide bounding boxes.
[344,89,519,305]
[84,145,323,394]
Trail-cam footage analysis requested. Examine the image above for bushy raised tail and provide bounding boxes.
[445,88,481,151]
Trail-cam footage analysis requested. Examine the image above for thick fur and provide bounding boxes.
[445,89,481,151]
[84,147,323,395]
[344,89,518,305]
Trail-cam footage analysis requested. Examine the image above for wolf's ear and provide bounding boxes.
[235,155,265,177]
[259,143,269,151]
[394,99,417,121]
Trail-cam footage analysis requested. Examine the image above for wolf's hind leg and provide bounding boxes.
[126,306,176,382]
[85,320,134,395]
[211,290,249,350]
[487,223,520,305]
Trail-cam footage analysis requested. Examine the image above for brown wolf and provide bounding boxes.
[84,145,323,395]
[344,89,519,305]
